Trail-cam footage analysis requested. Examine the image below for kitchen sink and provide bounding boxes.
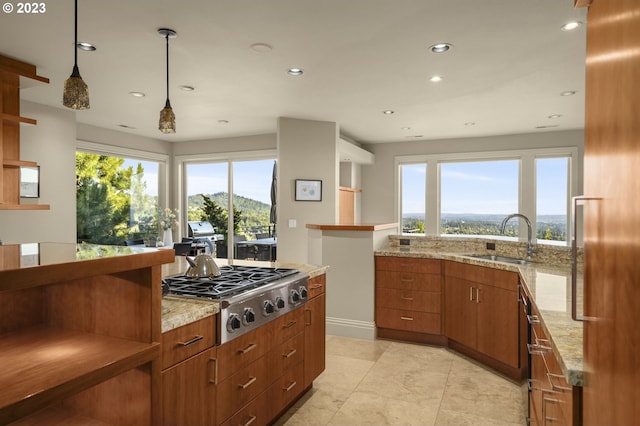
[464,254,533,265]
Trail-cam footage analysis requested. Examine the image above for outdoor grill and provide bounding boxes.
[187,221,221,254]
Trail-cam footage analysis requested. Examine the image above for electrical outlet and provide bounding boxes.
[400,239,410,246]
[486,242,496,250]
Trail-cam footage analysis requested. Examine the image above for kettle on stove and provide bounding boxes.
[185,253,221,278]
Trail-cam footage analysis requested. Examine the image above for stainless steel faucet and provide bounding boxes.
[499,213,536,260]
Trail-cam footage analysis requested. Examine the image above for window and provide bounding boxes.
[536,157,569,244]
[396,148,577,245]
[183,155,276,259]
[440,160,519,237]
[400,163,426,233]
[76,151,162,245]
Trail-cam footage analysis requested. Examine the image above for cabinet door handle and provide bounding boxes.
[242,415,257,426]
[209,357,218,385]
[238,343,257,354]
[177,335,203,347]
[400,316,414,321]
[239,376,257,389]
[469,287,474,301]
[571,196,600,322]
[283,381,297,392]
[283,321,297,329]
[476,287,480,304]
[283,348,297,359]
[305,309,312,326]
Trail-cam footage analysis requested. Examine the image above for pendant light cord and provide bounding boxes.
[165,34,170,105]
[74,0,78,66]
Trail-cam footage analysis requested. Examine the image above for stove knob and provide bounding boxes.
[263,300,275,316]
[299,286,308,299]
[243,308,256,325]
[290,289,301,304]
[275,297,285,310]
[227,313,241,333]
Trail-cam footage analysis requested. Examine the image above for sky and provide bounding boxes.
[402,158,568,216]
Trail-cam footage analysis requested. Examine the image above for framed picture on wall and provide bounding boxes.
[295,179,322,201]
[20,166,40,198]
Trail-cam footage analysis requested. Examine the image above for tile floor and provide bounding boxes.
[276,335,527,425]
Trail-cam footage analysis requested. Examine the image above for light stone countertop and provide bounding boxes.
[161,256,329,333]
[376,245,584,386]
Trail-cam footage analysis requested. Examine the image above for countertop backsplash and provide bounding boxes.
[385,235,581,267]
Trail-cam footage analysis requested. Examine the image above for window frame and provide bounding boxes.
[395,147,578,245]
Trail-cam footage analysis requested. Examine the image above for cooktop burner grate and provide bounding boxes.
[162,265,299,299]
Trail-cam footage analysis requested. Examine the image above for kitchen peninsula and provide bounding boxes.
[0,243,328,425]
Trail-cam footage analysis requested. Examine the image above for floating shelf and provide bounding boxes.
[1,113,37,126]
[2,159,38,168]
[0,203,50,210]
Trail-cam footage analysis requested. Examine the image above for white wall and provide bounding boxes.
[360,130,585,224]
[277,117,339,263]
[0,102,76,244]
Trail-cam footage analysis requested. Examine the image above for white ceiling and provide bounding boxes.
[0,0,587,144]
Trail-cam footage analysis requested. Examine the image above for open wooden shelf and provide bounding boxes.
[0,203,50,210]
[0,325,159,424]
[0,113,37,126]
[2,159,38,168]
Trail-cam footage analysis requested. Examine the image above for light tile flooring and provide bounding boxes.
[276,335,527,425]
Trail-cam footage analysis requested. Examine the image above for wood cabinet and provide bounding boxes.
[528,305,581,426]
[0,243,174,425]
[161,315,217,426]
[304,274,326,388]
[375,256,443,343]
[444,261,522,379]
[0,54,49,210]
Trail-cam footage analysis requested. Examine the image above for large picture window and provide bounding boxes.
[76,149,164,245]
[397,148,576,245]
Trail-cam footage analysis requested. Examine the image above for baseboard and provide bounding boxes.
[326,316,376,340]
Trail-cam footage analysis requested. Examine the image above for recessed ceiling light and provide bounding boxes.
[118,124,136,129]
[430,43,452,53]
[382,110,395,115]
[179,85,195,92]
[76,42,96,51]
[405,135,424,139]
[560,90,577,96]
[287,68,304,76]
[536,125,560,129]
[561,21,582,31]
[128,91,146,98]
[465,122,476,126]
[430,75,443,82]
[548,114,562,119]
[218,120,229,124]
[250,43,273,53]
[401,126,411,130]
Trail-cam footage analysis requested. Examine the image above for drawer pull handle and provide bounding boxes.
[177,335,203,347]
[527,343,546,356]
[311,284,323,290]
[242,415,257,426]
[283,349,297,359]
[401,277,414,282]
[238,343,257,354]
[283,321,297,329]
[239,376,257,389]
[401,296,414,301]
[400,316,414,321]
[209,357,218,385]
[547,373,572,391]
[283,381,297,392]
[527,314,540,324]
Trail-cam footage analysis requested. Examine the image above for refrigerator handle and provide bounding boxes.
[572,196,601,322]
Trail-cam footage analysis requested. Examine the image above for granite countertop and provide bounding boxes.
[376,246,584,386]
[161,256,329,333]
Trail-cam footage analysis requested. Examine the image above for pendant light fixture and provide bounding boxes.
[158,28,177,134]
[63,0,90,110]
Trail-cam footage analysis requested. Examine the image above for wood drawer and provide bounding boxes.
[444,260,518,291]
[273,307,305,344]
[220,389,269,426]
[161,315,216,370]
[376,270,441,292]
[267,362,305,418]
[376,307,441,334]
[267,332,305,383]
[217,327,267,382]
[376,287,441,313]
[307,274,326,299]
[217,355,270,424]
[376,256,441,274]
